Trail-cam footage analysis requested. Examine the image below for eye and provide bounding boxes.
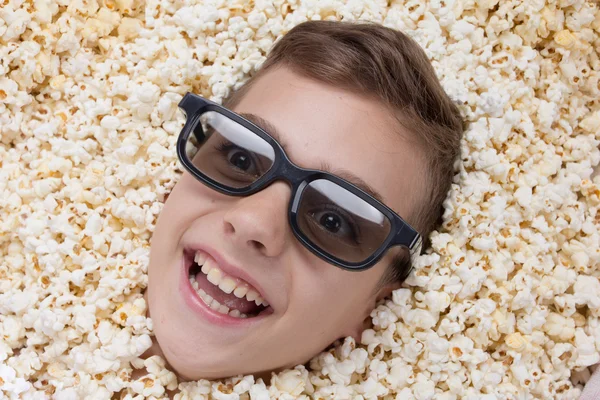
[309,208,360,243]
[216,142,260,176]
[319,212,342,233]
[229,149,252,171]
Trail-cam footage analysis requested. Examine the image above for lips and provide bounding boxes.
[179,256,274,326]
[186,256,265,316]
[182,244,273,317]
[191,250,270,308]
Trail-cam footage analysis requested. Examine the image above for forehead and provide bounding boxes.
[231,66,426,218]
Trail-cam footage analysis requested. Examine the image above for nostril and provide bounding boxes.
[224,220,235,235]
[249,240,266,252]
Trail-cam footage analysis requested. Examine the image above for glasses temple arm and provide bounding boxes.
[178,93,207,144]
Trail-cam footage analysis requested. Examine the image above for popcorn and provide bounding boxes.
[1,0,599,398]
[0,365,32,397]
[504,332,528,352]
[118,17,143,40]
[554,29,577,48]
[131,375,165,397]
[0,7,32,42]
[270,368,308,397]
[573,275,600,309]
[574,328,600,367]
[100,115,121,130]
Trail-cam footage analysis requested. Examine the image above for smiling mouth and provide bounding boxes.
[185,249,271,319]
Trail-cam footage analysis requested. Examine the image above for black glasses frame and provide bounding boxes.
[176,92,423,272]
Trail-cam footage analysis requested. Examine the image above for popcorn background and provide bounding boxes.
[1,0,600,398]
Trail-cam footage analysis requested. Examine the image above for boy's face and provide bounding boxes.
[146,66,425,381]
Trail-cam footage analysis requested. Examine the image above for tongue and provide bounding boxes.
[195,271,261,315]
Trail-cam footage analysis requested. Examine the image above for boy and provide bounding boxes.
[142,19,463,383]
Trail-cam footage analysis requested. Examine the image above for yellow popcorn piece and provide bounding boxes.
[504,332,528,352]
[554,29,578,48]
[0,0,599,398]
[118,17,142,40]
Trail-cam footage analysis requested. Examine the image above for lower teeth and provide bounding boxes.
[189,276,249,318]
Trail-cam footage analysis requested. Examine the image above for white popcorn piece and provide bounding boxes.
[573,275,600,309]
[270,368,309,397]
[100,115,121,130]
[543,312,576,340]
[574,328,600,367]
[0,364,32,396]
[1,0,600,398]
[131,375,166,397]
[579,111,600,133]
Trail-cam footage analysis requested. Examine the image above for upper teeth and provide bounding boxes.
[194,251,269,308]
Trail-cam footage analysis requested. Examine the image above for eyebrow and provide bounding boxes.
[239,113,289,153]
[319,162,386,204]
[239,112,386,204]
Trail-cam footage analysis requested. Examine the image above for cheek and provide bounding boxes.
[157,175,220,224]
[295,271,377,319]
[149,176,221,273]
[290,274,376,344]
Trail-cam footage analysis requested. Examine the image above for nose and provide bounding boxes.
[222,182,291,258]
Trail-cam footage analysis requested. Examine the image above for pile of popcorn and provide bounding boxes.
[1,0,600,398]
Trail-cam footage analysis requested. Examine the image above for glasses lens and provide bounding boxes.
[296,179,392,264]
[185,111,276,189]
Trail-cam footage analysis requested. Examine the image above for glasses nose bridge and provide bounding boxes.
[264,151,313,197]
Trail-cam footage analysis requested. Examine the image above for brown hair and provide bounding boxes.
[221,20,464,287]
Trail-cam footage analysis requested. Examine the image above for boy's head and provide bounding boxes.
[146,20,463,381]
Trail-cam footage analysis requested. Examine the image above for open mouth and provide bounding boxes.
[185,249,272,319]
